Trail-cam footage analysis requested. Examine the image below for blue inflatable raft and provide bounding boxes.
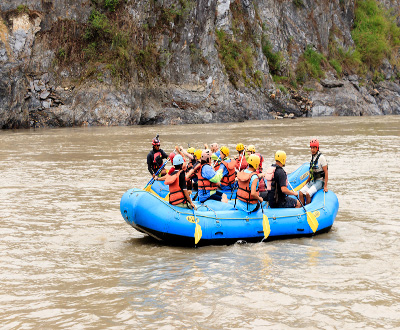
[120,163,339,247]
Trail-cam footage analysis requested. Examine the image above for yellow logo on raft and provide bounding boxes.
[300,172,309,180]
[313,210,320,218]
[186,216,199,223]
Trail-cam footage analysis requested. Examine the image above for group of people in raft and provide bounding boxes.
[146,136,328,212]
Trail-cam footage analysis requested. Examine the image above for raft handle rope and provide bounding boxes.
[136,189,325,221]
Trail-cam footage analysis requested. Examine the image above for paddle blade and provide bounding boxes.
[306,212,319,233]
[262,214,270,239]
[194,223,202,245]
[143,184,152,192]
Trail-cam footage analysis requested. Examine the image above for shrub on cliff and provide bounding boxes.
[352,0,400,68]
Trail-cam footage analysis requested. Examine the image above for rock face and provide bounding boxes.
[0,0,399,128]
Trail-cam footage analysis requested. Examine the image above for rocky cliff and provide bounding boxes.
[0,0,399,128]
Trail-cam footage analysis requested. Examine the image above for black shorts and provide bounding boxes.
[268,196,297,208]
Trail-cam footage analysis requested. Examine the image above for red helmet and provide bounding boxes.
[310,138,319,149]
[169,152,176,162]
[152,138,160,146]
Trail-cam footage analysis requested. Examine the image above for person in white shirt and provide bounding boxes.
[299,138,328,205]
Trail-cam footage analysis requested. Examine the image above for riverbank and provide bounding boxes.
[1,0,399,128]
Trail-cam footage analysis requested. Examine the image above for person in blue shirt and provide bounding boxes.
[197,149,228,203]
[235,154,263,213]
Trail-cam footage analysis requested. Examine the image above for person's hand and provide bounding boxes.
[259,196,263,203]
[324,186,328,192]
[152,174,156,179]
[191,202,196,210]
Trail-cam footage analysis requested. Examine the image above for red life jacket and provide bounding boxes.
[237,171,259,205]
[197,164,218,191]
[235,155,248,171]
[220,159,237,186]
[152,151,163,172]
[165,170,187,205]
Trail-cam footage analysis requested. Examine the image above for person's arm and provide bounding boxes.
[161,149,168,159]
[281,186,298,197]
[204,143,209,150]
[203,165,223,183]
[323,165,328,192]
[251,177,263,203]
[183,190,196,209]
[179,172,196,209]
[147,153,155,177]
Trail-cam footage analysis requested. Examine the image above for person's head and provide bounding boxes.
[247,145,256,154]
[210,143,219,153]
[201,149,212,164]
[187,147,195,155]
[173,154,184,168]
[247,154,260,170]
[275,150,287,167]
[220,146,229,159]
[169,152,176,164]
[194,149,202,161]
[236,143,245,154]
[152,136,160,150]
[310,138,319,155]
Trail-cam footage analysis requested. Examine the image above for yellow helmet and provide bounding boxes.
[247,154,260,169]
[247,145,256,153]
[220,146,229,157]
[187,147,195,154]
[236,143,245,152]
[194,149,202,160]
[275,150,287,166]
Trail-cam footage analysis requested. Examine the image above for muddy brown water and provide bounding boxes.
[1,116,399,329]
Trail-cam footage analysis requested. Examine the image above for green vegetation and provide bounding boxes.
[214,0,265,89]
[16,5,29,13]
[329,59,342,75]
[352,0,400,68]
[215,29,256,87]
[293,0,304,8]
[262,34,282,74]
[296,46,327,83]
[104,0,120,11]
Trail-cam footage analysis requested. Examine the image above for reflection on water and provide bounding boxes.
[0,116,400,328]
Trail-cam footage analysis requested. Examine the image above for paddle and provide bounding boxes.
[144,158,169,192]
[237,152,244,172]
[193,207,202,245]
[260,202,270,239]
[287,181,318,233]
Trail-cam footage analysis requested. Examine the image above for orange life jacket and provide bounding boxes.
[197,164,218,191]
[236,171,259,205]
[235,155,248,171]
[165,170,187,205]
[220,159,237,186]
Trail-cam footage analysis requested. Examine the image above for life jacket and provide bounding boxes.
[265,164,287,204]
[152,151,163,172]
[235,154,248,171]
[258,176,267,192]
[165,170,187,205]
[197,164,218,191]
[309,152,326,181]
[220,159,237,186]
[236,171,259,206]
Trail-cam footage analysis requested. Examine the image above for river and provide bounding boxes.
[1,116,399,329]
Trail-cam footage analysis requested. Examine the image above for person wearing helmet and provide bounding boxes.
[216,146,237,191]
[147,135,168,178]
[185,147,197,190]
[235,143,248,171]
[235,154,264,212]
[197,149,228,203]
[164,154,196,209]
[299,138,328,205]
[265,151,301,208]
[185,149,203,192]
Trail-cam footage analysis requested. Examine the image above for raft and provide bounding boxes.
[120,163,339,247]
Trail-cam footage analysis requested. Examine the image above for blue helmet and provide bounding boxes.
[173,154,184,166]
